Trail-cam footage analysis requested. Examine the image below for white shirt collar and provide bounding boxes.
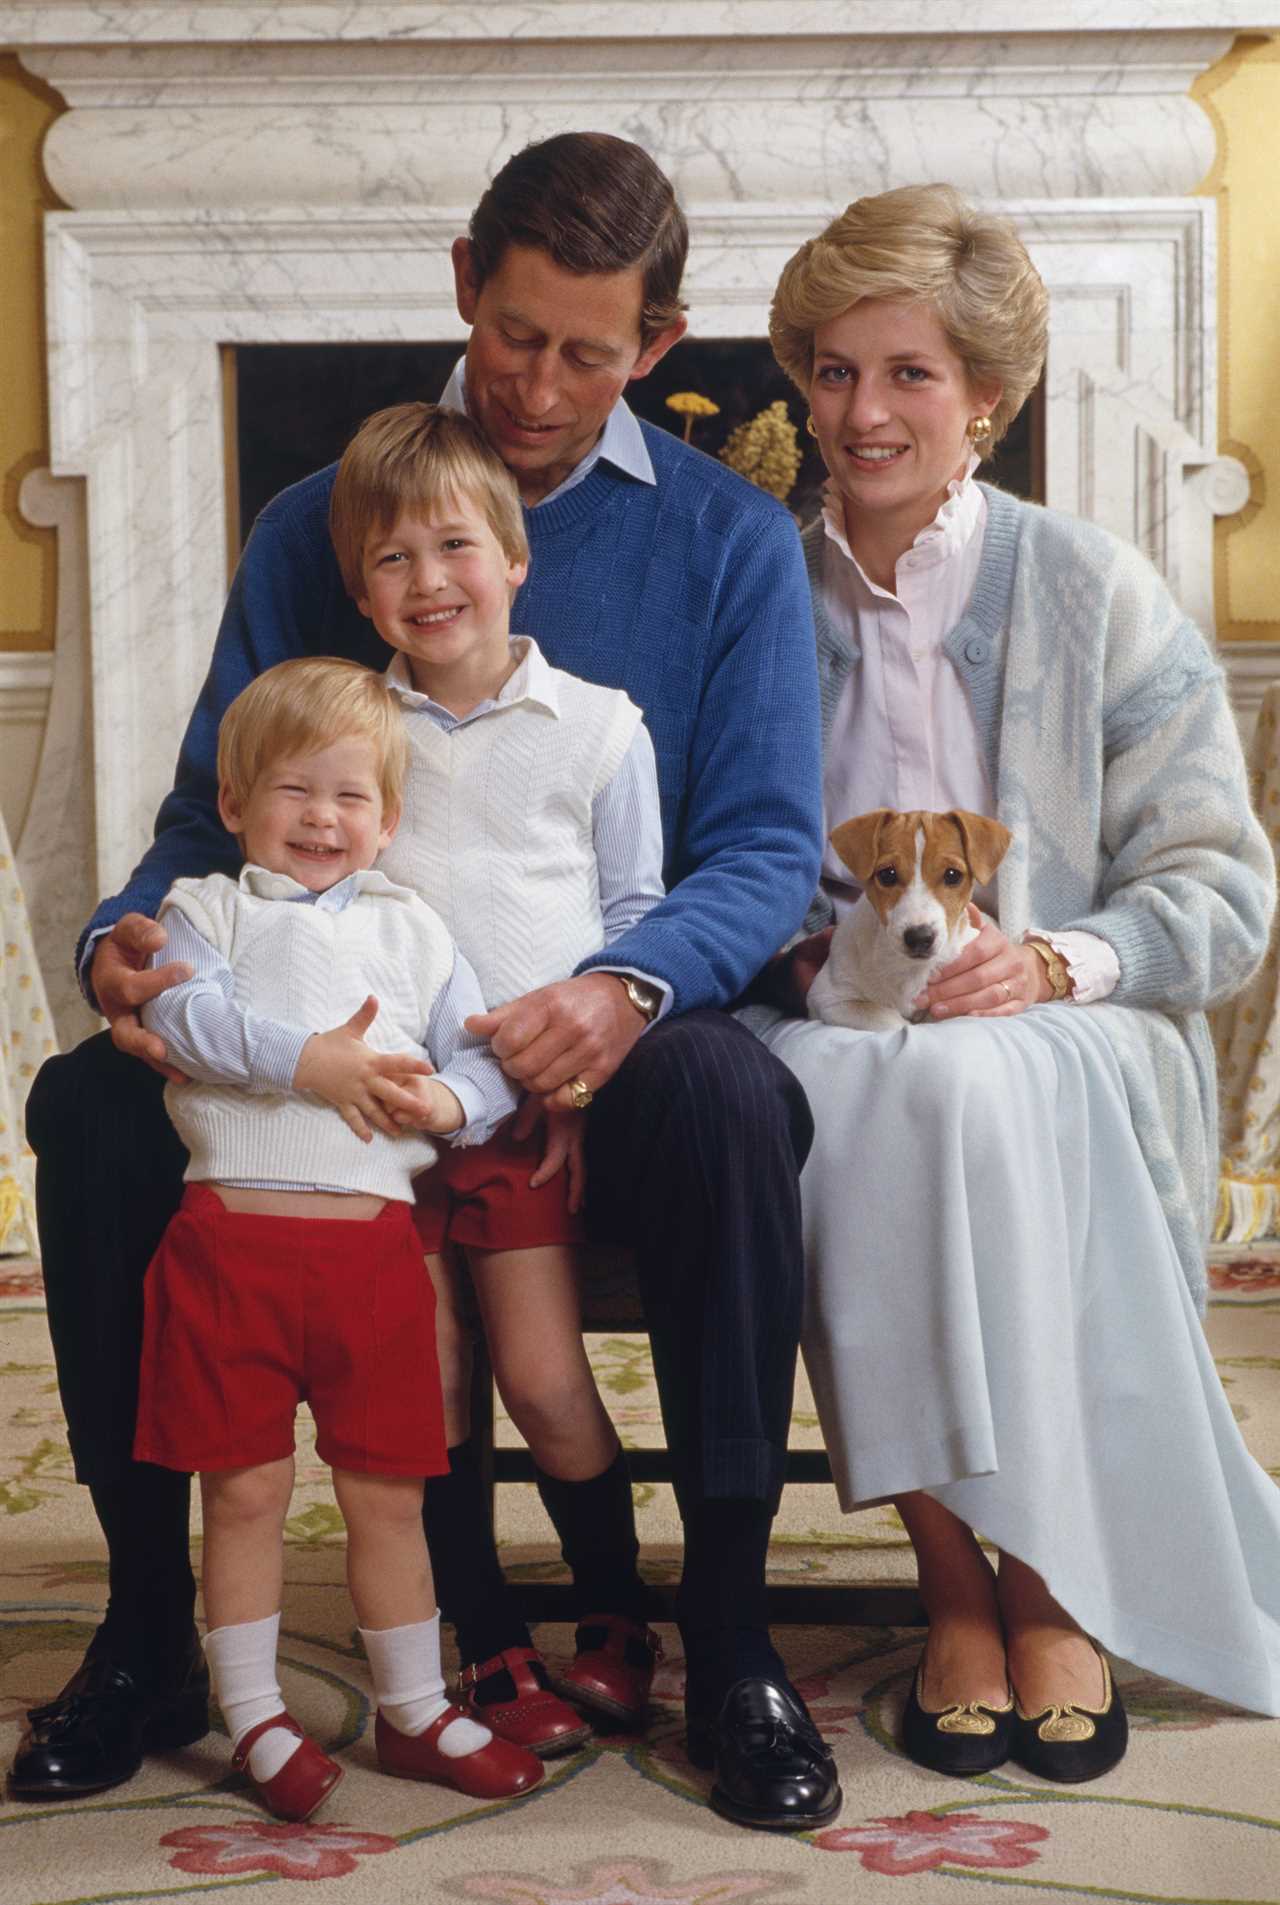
[384,636,561,719]
[439,358,655,504]
[820,453,984,596]
[238,864,410,907]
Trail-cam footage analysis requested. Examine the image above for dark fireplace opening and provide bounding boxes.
[231,340,1043,558]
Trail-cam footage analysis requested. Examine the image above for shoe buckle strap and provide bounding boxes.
[460,1645,541,1692]
[232,1712,301,1771]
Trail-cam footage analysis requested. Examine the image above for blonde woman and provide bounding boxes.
[741,184,1280,1781]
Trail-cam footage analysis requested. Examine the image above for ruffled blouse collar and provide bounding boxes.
[820,451,984,591]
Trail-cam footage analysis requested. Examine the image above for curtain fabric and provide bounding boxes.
[1,822,55,1254]
[1216,682,1280,1242]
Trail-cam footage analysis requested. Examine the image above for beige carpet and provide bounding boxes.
[3,1250,1280,1904]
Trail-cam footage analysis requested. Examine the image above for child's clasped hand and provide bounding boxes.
[293,994,442,1142]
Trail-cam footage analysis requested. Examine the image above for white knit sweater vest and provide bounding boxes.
[379,645,643,1005]
[161,871,456,1200]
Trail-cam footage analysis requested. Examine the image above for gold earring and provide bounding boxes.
[806,414,819,439]
[968,416,993,447]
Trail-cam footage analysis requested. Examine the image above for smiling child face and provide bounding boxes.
[357,496,527,702]
[218,735,398,892]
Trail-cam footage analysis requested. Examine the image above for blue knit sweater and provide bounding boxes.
[82,424,824,1013]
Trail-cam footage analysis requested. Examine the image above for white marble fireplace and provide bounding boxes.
[8,0,1275,1040]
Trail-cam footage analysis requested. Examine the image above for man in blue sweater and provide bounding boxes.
[16,134,833,1831]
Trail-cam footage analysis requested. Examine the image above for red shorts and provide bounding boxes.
[412,1121,586,1255]
[134,1185,447,1478]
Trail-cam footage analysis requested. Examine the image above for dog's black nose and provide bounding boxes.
[903,926,936,958]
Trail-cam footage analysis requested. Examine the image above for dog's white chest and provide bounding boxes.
[809,890,976,1031]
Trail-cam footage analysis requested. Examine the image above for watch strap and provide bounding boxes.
[1025,936,1072,1001]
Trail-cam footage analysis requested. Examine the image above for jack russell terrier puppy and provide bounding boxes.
[808,808,1013,1032]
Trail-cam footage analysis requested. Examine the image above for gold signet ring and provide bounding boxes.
[568,1076,594,1111]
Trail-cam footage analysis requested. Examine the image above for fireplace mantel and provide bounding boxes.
[7,1,1272,1037]
[15,6,1271,208]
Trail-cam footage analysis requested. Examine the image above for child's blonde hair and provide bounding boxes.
[329,402,529,598]
[218,657,409,813]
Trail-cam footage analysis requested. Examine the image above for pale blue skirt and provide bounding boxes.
[740,1002,1280,1716]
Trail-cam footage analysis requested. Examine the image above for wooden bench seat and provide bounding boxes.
[466,1249,923,1627]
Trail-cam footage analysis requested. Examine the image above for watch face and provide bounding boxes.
[628,978,661,1019]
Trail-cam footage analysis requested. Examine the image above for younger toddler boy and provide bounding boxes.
[135,656,544,1819]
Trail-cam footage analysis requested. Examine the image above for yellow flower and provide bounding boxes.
[719,400,803,504]
[665,390,721,443]
[665,391,720,417]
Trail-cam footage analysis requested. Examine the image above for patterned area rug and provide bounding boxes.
[2,1250,1279,1905]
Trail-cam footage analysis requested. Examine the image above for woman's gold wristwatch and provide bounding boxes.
[1024,936,1073,1001]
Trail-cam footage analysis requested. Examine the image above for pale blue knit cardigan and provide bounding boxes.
[802,484,1276,1310]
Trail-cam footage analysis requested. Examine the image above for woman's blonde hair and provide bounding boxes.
[218,657,409,813]
[329,401,529,598]
[769,183,1048,455]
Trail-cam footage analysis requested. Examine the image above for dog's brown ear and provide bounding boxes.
[948,810,1013,884]
[829,810,894,882]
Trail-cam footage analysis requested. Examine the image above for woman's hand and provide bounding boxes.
[920,908,1053,1019]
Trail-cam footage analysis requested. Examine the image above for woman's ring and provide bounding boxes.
[568,1076,594,1111]
[1001,980,1013,1001]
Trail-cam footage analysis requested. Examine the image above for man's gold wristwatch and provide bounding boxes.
[1024,936,1073,1001]
[612,973,662,1023]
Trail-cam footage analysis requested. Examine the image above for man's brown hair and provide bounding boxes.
[467,132,688,350]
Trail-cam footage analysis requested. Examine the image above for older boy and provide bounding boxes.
[329,399,667,1758]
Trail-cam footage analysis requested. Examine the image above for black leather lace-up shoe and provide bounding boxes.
[686,1677,842,1831]
[9,1628,210,1799]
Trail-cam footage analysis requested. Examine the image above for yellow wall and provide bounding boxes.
[0,56,61,652]
[0,37,1278,651]
[1195,34,1280,642]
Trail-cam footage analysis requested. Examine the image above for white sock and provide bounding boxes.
[360,1616,490,1759]
[204,1615,302,1782]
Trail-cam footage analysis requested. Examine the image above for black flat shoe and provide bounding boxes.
[686,1676,842,1832]
[1010,1649,1128,1784]
[900,1653,1014,1776]
[9,1627,210,1799]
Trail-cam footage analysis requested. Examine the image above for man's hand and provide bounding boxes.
[293,996,433,1141]
[526,1103,587,1213]
[91,913,194,1080]
[373,1073,465,1136]
[466,972,646,1112]
[920,907,1052,1019]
